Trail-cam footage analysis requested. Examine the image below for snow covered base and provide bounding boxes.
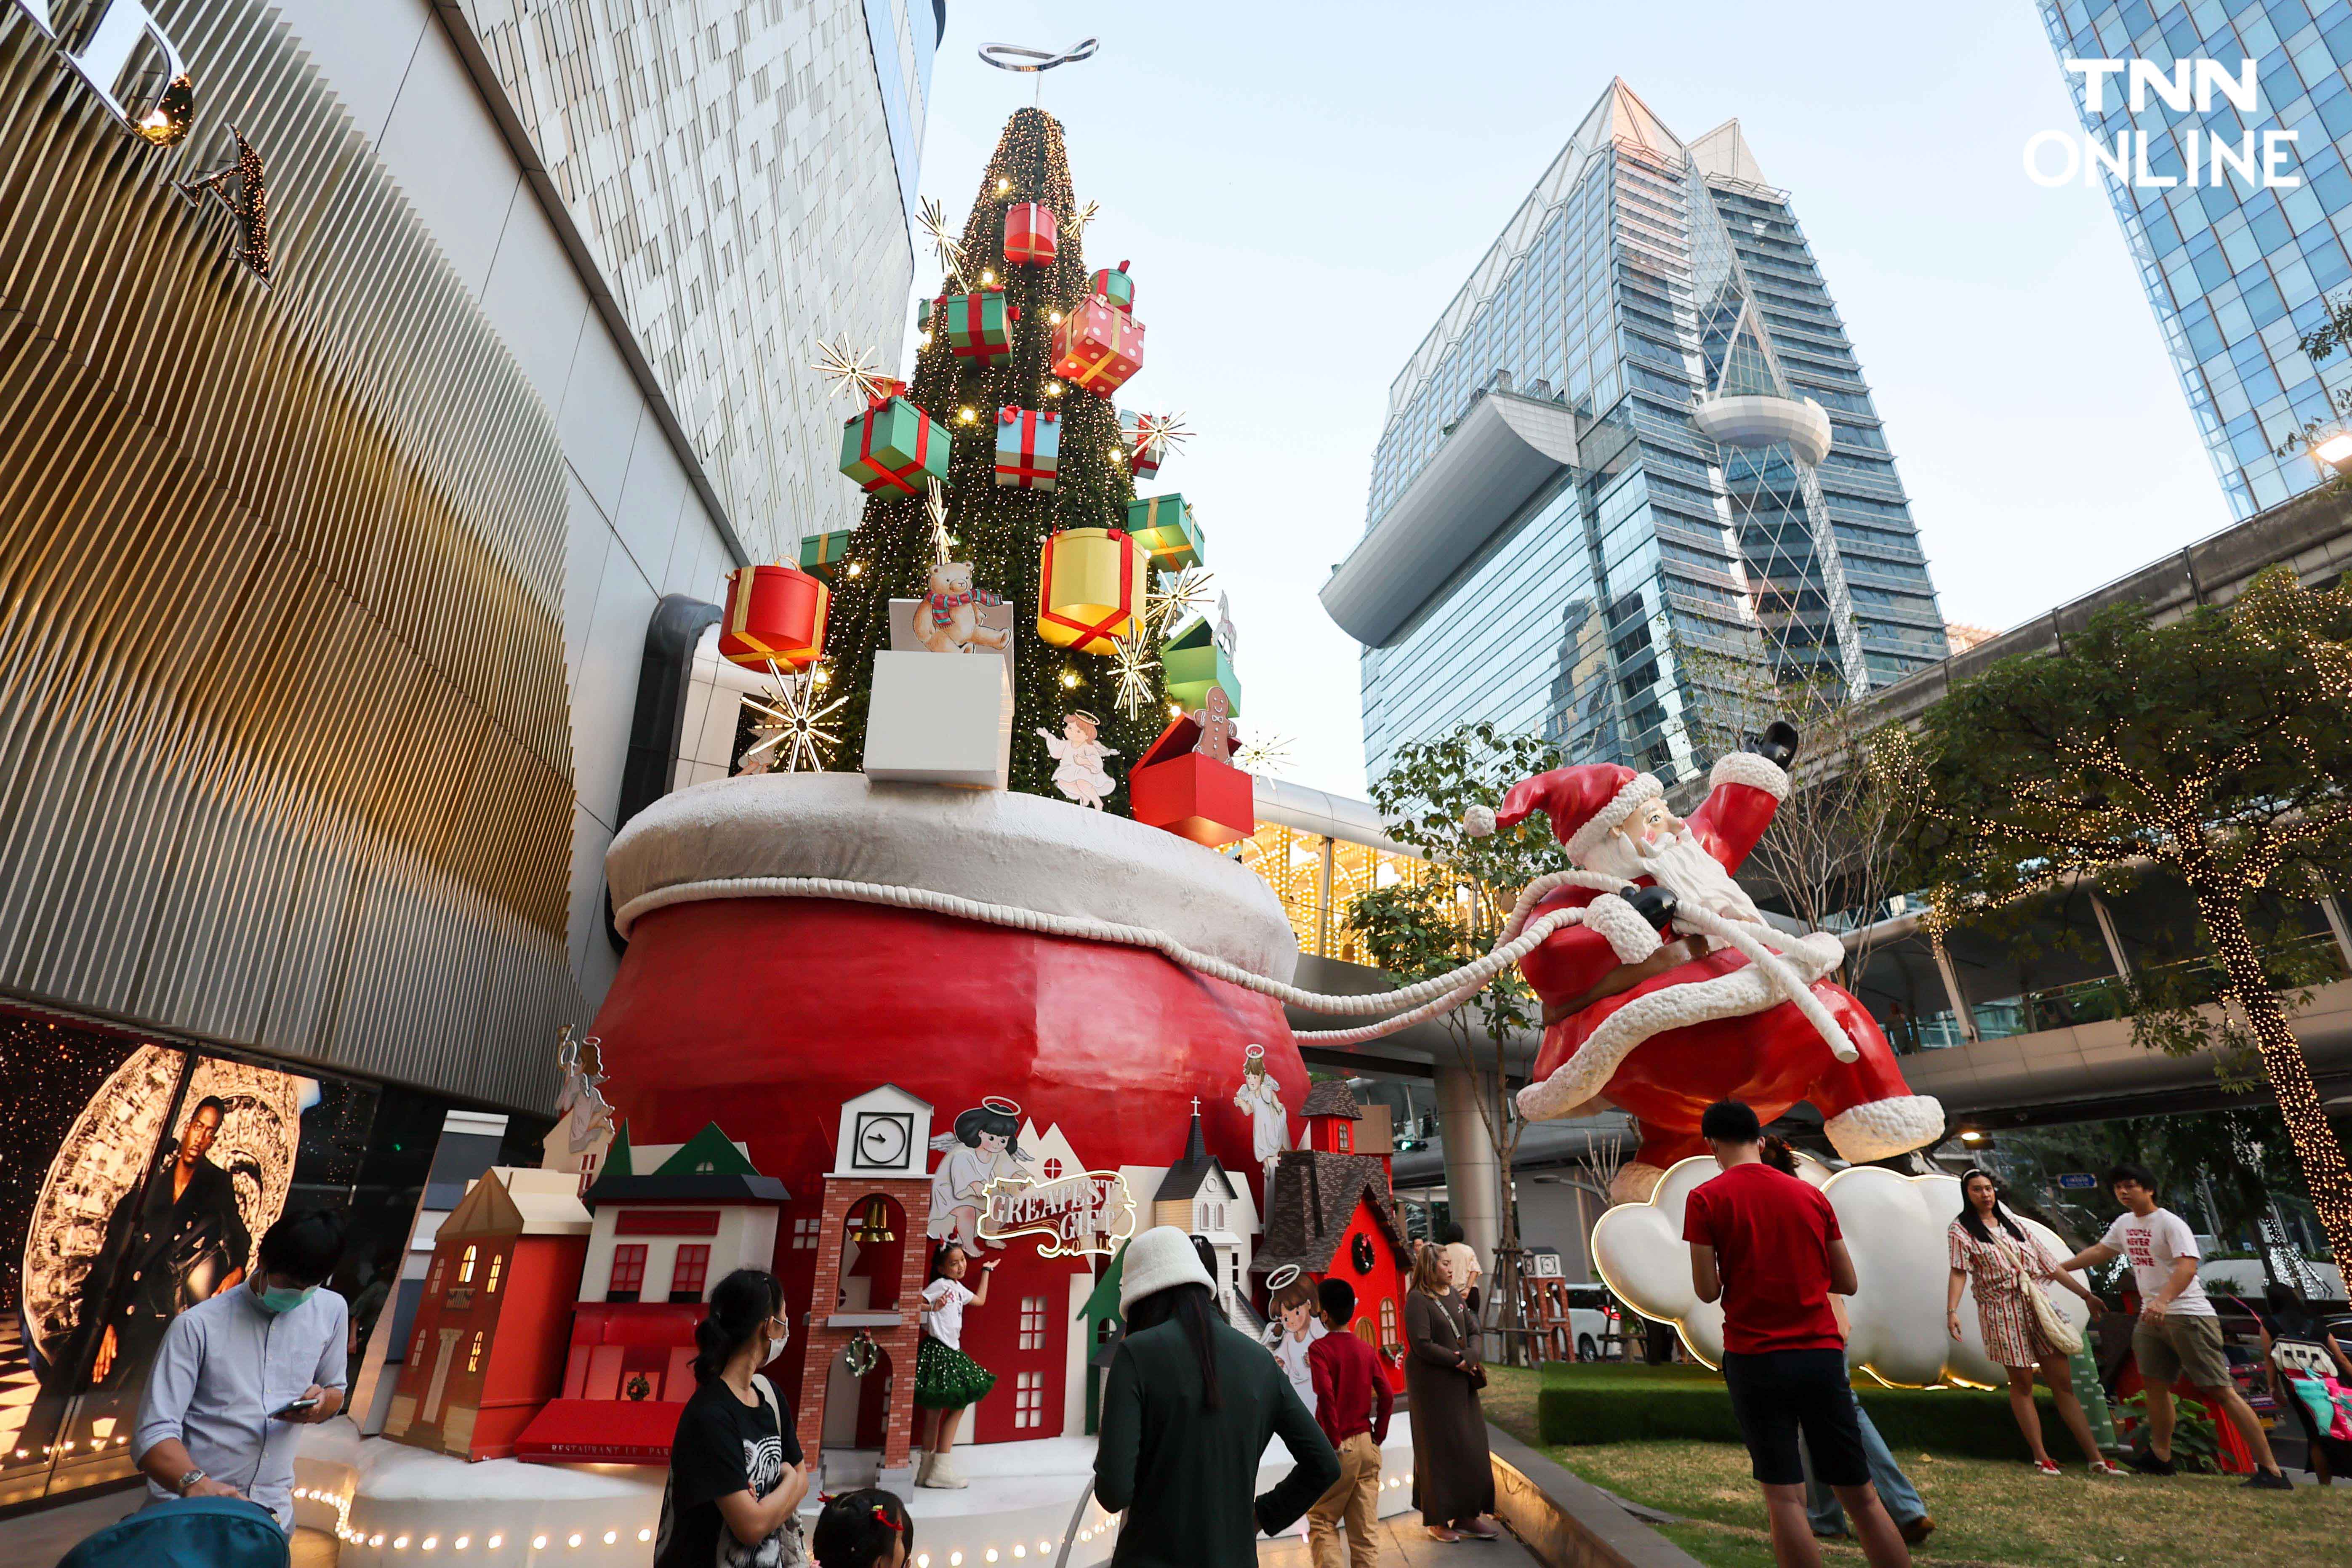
[296,1418,1418,1568]
[607,771,1298,983]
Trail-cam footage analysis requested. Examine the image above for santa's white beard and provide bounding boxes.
[1580,825,1765,926]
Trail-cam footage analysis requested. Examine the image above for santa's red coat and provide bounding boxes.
[1517,762,1928,1171]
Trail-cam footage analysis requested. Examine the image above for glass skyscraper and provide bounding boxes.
[1323,81,1947,787]
[2040,0,2352,517]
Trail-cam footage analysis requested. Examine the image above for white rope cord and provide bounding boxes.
[617,867,1856,1058]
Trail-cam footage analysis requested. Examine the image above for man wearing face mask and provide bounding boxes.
[133,1208,349,1530]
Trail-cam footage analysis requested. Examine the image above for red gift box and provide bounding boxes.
[1129,710,1252,848]
[1004,202,1058,267]
[1051,298,1145,397]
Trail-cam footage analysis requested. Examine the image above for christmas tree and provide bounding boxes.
[820,107,1180,809]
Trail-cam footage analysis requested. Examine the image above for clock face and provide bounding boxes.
[853,1112,913,1170]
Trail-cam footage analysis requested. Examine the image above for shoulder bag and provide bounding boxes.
[2006,1235,2084,1357]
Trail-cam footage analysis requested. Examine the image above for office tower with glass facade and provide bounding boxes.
[2040,1,2352,517]
[1323,80,1946,787]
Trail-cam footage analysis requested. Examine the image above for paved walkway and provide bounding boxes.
[1257,1510,1542,1565]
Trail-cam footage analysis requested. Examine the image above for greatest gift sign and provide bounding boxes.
[982,1168,1136,1258]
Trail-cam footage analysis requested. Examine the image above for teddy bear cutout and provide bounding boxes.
[916,559,1009,654]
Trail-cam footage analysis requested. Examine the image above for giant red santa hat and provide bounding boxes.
[1462,763,1664,864]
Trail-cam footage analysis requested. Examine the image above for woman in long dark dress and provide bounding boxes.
[1404,1244,1499,1542]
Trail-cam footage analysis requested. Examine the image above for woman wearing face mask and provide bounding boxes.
[656,1269,815,1568]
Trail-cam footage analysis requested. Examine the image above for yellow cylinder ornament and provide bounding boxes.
[1037,527,1146,655]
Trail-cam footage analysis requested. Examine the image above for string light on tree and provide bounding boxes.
[1904,566,2352,1264]
[813,103,1177,809]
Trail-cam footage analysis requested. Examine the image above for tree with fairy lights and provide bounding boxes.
[1897,566,2352,1270]
[819,107,1180,809]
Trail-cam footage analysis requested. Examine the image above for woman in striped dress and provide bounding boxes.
[1944,1168,2118,1476]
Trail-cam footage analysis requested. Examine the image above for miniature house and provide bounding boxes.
[1253,1081,1411,1391]
[1151,1106,1257,1331]
[1300,1080,1395,1179]
[383,1168,591,1461]
[511,1123,789,1464]
[796,1084,935,1488]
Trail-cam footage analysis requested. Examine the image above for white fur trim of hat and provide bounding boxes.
[1564,772,1663,864]
[1461,803,1497,838]
[1707,751,1790,801]
[1119,1224,1216,1312]
[1581,893,1663,966]
[1823,1095,1945,1163]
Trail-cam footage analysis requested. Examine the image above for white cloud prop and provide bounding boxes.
[1591,1156,2091,1387]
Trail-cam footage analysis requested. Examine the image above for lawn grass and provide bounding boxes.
[1483,1366,2352,1568]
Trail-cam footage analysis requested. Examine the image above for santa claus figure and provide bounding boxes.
[1474,725,1944,1203]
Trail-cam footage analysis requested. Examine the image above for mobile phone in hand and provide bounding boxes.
[270,1395,320,1419]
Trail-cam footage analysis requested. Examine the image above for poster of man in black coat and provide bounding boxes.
[69,1097,251,1392]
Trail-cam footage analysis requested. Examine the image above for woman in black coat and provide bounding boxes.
[1404,1244,1499,1542]
[1093,1227,1337,1567]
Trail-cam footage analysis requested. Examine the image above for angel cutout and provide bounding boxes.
[1039,710,1118,809]
[927,1099,1031,1257]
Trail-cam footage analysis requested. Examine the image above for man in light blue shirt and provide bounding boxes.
[134,1209,350,1530]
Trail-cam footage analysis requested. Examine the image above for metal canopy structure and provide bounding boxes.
[1319,390,1584,647]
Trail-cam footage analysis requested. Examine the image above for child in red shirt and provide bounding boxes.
[1303,1279,1391,1568]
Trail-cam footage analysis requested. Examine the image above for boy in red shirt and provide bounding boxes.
[1305,1278,1392,1568]
[1683,1099,1910,1568]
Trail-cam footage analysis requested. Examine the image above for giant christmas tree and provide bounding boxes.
[820,107,1184,809]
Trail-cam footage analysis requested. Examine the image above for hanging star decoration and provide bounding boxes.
[740,664,847,774]
[918,196,970,292]
[1145,567,1215,640]
[811,335,898,405]
[1232,732,1296,777]
[1108,633,1159,719]
[926,479,955,565]
[1067,199,1100,242]
[1130,410,1192,464]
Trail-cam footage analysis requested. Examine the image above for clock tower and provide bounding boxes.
[800,1084,937,1486]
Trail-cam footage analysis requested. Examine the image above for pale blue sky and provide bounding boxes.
[909,2,2224,796]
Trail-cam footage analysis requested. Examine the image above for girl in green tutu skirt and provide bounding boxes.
[915,1243,997,1488]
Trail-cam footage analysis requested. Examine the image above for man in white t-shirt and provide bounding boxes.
[2056,1163,2289,1488]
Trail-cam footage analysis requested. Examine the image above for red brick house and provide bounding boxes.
[382,1168,591,1460]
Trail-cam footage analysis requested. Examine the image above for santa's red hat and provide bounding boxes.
[1463,764,1664,863]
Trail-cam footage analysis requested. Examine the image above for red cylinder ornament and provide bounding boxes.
[718,563,831,669]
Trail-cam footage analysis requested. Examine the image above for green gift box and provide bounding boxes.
[839,396,950,495]
[799,527,855,581]
[1126,493,1203,569]
[936,289,1013,361]
[1164,615,1241,714]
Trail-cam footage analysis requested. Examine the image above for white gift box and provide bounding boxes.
[863,649,1015,788]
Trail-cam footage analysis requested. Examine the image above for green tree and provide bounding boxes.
[821,108,1167,804]
[1345,723,1566,1365]
[1897,567,2352,1269]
